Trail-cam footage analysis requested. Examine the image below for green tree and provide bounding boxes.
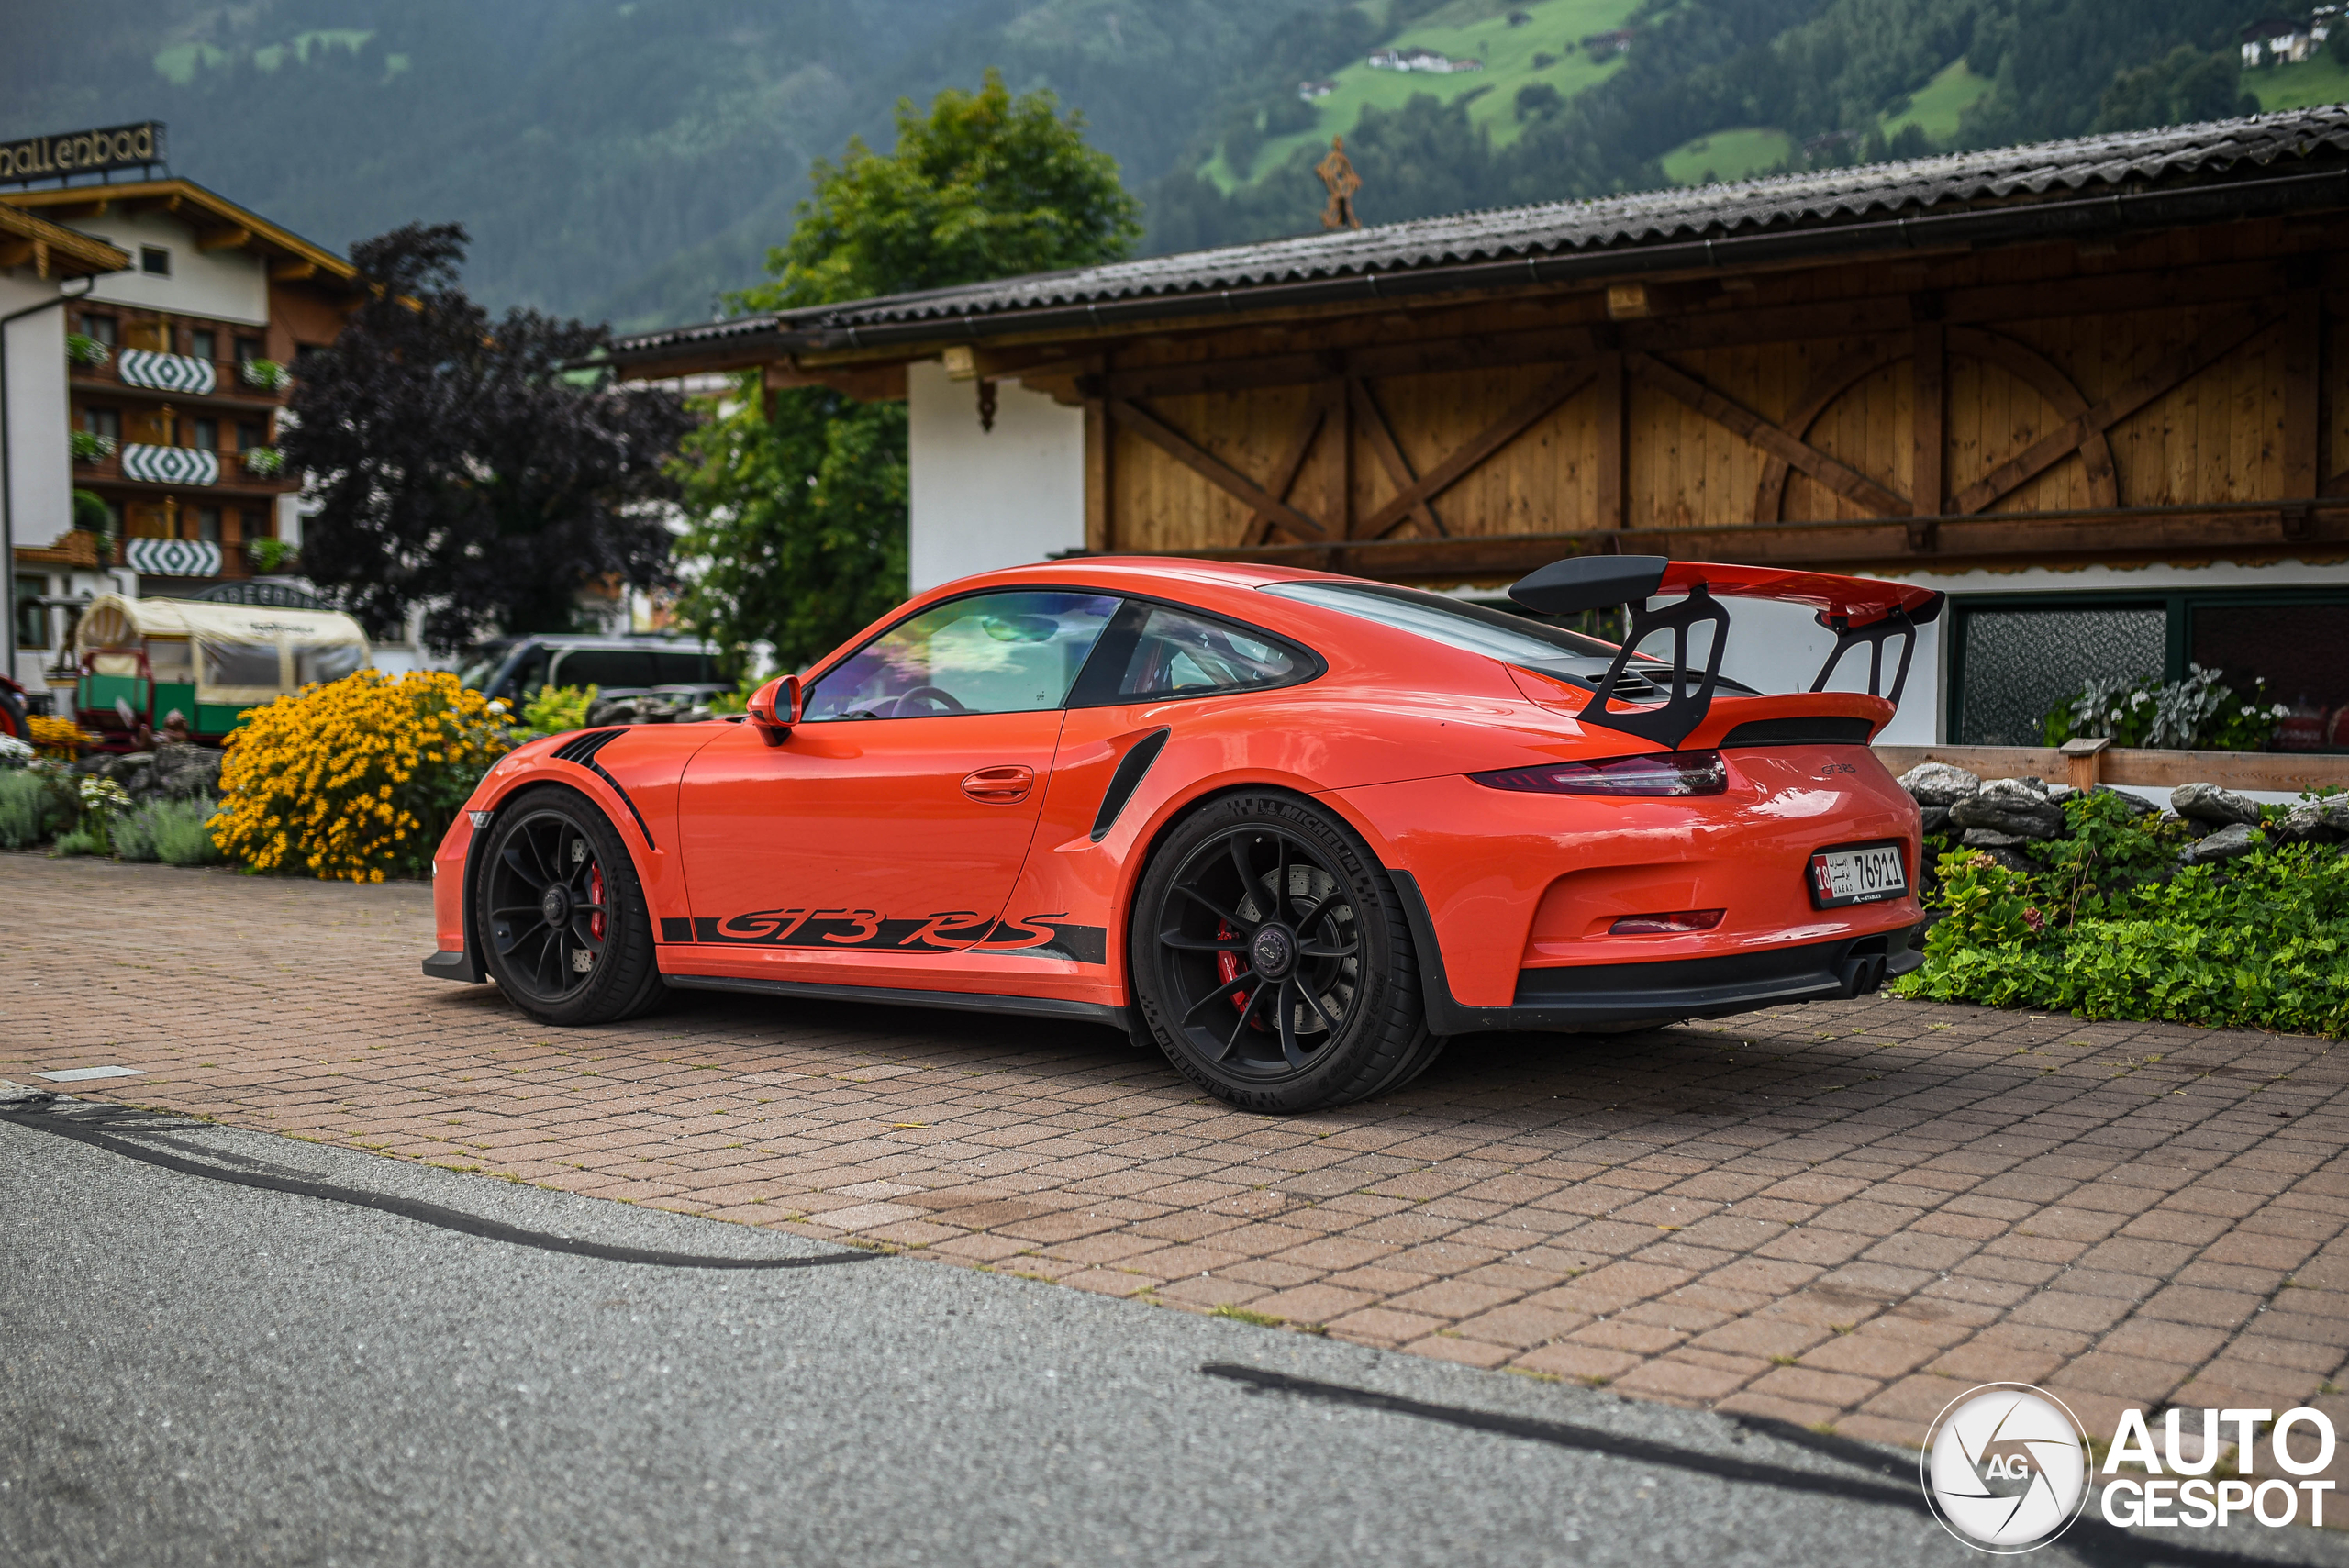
[2091,44,2256,133]
[675,70,1140,675]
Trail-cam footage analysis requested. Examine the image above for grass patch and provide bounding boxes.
[1208,1306,1287,1328]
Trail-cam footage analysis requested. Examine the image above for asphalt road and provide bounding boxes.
[4,1090,2342,1568]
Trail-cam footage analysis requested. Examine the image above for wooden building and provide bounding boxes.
[607,108,2349,753]
[6,168,360,600]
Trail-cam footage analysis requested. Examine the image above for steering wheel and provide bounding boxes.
[891,685,968,717]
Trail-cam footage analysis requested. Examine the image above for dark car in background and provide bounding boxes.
[458,635,726,707]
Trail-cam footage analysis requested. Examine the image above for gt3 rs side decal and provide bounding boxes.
[659,911,1107,965]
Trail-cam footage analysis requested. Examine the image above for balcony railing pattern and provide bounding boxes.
[117,350,218,395]
[121,443,220,485]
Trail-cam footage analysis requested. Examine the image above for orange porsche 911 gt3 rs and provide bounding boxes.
[424,554,1936,1113]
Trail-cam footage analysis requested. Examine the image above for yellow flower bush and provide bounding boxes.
[28,715,95,758]
[211,669,512,882]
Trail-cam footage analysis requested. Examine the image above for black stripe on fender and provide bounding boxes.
[1090,727,1171,842]
[550,728,658,850]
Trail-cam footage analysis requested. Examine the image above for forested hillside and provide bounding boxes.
[3,0,2333,329]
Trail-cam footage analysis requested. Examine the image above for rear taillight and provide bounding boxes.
[1471,750,1729,796]
[1609,909,1726,936]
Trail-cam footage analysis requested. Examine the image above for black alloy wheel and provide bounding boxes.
[1132,791,1440,1113]
[475,786,665,1026]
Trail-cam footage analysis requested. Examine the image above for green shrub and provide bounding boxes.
[116,795,227,866]
[0,770,60,848]
[2042,664,2284,751]
[51,829,98,857]
[520,683,598,735]
[1898,834,2349,1038]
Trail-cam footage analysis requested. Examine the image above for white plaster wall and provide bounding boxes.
[907,359,1085,592]
[79,207,269,326]
[3,279,73,691]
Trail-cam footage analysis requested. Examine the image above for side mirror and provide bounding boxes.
[747,673,800,747]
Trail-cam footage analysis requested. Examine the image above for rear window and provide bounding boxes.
[1259,579,1754,694]
[1260,581,1620,675]
[648,651,715,685]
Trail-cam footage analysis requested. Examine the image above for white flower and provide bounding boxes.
[2271,703,2290,717]
[0,735,32,769]
[2131,691,2150,706]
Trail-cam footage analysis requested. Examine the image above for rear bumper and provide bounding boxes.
[1392,870,1920,1035]
[423,947,484,984]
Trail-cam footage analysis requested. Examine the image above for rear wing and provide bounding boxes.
[1508,556,1945,749]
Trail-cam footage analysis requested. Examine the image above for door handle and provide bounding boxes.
[961,765,1035,804]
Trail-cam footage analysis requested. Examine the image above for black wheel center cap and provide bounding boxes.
[1251,923,1297,979]
[540,885,571,927]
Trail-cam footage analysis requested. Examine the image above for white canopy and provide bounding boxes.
[76,593,372,706]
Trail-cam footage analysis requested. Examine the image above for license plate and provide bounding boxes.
[1808,841,1907,907]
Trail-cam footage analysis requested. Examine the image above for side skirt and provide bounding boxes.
[662,972,1130,1030]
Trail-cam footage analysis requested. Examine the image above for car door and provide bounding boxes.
[675,589,1120,960]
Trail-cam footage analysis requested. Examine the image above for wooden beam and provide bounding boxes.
[1152,502,2349,581]
[0,239,31,270]
[1330,374,1354,538]
[1594,350,1625,536]
[1631,351,1910,517]
[270,260,318,281]
[1349,378,1442,539]
[1085,396,1113,552]
[1100,328,1600,401]
[1106,397,1329,540]
[1911,322,1944,538]
[195,227,251,252]
[2284,288,2321,498]
[1944,326,2118,508]
[1241,385,1334,546]
[1948,306,2283,516]
[1355,361,1601,541]
[1751,341,1910,523]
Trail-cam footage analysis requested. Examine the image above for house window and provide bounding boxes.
[190,328,217,361]
[82,406,121,440]
[1951,591,2349,751]
[140,245,171,276]
[244,508,273,541]
[193,417,218,450]
[124,319,170,352]
[234,337,262,364]
[1952,603,2165,746]
[195,506,222,543]
[79,314,117,347]
[15,573,49,651]
[237,420,264,450]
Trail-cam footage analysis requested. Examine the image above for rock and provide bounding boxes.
[2320,795,2349,834]
[2181,823,2262,865]
[2090,784,2159,817]
[1979,846,2039,876]
[1948,778,2065,840]
[1898,762,1981,806]
[1920,806,1951,834]
[2272,801,2343,845]
[148,742,222,800]
[1960,827,2032,849]
[2043,783,2076,803]
[2170,782,2260,826]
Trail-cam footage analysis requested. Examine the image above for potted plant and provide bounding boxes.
[241,445,285,477]
[70,429,118,462]
[66,333,111,369]
[247,537,299,573]
[239,358,289,391]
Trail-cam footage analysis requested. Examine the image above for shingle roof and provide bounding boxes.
[609,106,2349,363]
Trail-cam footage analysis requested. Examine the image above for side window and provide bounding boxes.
[1082,603,1309,703]
[802,591,1119,721]
[648,651,715,685]
[551,649,655,690]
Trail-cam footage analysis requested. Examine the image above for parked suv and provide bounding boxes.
[458,635,725,707]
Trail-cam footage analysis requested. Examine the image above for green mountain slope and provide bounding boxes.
[3,0,2334,330]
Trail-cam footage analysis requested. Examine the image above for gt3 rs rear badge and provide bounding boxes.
[661,909,1107,964]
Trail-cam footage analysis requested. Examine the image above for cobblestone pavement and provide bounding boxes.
[8,853,2347,1467]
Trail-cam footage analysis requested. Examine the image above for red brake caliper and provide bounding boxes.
[589,865,606,944]
[1216,919,1245,1008]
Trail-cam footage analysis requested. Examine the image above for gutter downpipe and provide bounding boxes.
[0,276,97,692]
